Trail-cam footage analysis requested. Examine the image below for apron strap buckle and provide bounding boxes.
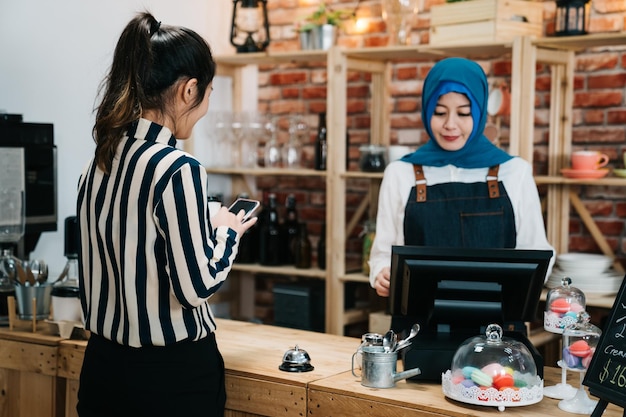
[487,165,500,198]
[413,164,427,202]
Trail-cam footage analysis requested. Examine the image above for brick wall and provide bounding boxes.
[245,0,626,325]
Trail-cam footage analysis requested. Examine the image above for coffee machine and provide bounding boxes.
[0,114,57,258]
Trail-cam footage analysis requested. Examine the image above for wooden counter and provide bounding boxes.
[0,322,64,417]
[57,319,361,417]
[308,367,624,417]
[4,319,625,417]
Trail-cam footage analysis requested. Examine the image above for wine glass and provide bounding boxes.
[264,117,281,168]
[543,276,585,399]
[558,312,601,414]
[282,115,307,168]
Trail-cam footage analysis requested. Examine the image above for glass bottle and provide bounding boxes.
[362,220,376,275]
[294,223,312,269]
[317,223,326,270]
[260,193,281,266]
[282,194,299,264]
[314,112,327,170]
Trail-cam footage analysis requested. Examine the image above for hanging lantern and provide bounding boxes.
[230,0,270,53]
[554,0,591,36]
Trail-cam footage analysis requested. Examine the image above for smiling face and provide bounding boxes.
[429,91,474,152]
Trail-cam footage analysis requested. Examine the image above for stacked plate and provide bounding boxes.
[546,253,624,294]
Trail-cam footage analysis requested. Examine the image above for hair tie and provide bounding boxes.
[149,20,161,36]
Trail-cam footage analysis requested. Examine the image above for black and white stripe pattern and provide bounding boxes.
[77,118,238,347]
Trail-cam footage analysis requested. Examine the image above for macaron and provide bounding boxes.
[481,363,505,377]
[550,298,571,314]
[462,366,479,379]
[470,368,493,387]
[493,373,515,390]
[569,340,592,357]
[563,348,581,368]
[461,378,477,388]
[452,373,466,384]
[570,302,584,313]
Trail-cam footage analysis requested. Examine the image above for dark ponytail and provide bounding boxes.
[93,12,216,173]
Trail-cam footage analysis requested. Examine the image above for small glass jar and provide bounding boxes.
[359,145,387,172]
[544,277,586,334]
[561,312,601,371]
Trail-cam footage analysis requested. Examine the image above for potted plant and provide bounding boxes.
[297,2,352,50]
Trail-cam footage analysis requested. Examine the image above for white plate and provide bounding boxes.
[557,253,613,270]
[546,273,623,294]
[549,268,621,283]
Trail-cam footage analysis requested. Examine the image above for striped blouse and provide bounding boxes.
[77,118,238,347]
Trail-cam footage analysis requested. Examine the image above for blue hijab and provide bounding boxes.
[401,57,512,168]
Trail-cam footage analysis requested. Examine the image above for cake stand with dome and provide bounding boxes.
[558,312,601,414]
[543,276,586,400]
[442,323,543,412]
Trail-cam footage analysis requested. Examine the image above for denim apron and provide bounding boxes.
[403,164,516,248]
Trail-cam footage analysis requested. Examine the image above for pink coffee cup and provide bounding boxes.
[571,151,609,170]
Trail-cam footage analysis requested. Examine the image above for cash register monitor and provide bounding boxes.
[389,246,553,381]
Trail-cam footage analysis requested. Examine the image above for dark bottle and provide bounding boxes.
[234,193,258,264]
[314,112,327,171]
[282,194,299,264]
[294,223,312,269]
[317,223,326,270]
[260,193,281,266]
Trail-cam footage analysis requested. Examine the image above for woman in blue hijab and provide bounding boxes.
[369,57,554,297]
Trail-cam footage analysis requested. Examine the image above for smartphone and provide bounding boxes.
[228,198,260,221]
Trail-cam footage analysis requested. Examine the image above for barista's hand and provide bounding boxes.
[374,266,391,297]
[211,206,258,236]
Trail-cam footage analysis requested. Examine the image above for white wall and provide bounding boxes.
[0,0,236,275]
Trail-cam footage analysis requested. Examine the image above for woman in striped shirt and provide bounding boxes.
[76,12,256,417]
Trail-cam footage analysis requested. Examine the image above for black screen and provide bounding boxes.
[389,246,553,332]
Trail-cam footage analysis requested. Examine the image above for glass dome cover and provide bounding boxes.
[442,324,543,411]
[544,276,586,334]
[562,312,601,371]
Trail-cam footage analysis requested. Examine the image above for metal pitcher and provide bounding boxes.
[351,345,421,388]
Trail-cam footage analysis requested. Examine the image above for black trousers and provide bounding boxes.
[77,332,226,417]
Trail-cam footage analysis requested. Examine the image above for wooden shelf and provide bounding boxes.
[535,175,626,186]
[214,49,328,67]
[533,31,626,51]
[339,272,370,284]
[206,167,326,177]
[344,41,514,62]
[232,263,326,279]
[341,171,384,180]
